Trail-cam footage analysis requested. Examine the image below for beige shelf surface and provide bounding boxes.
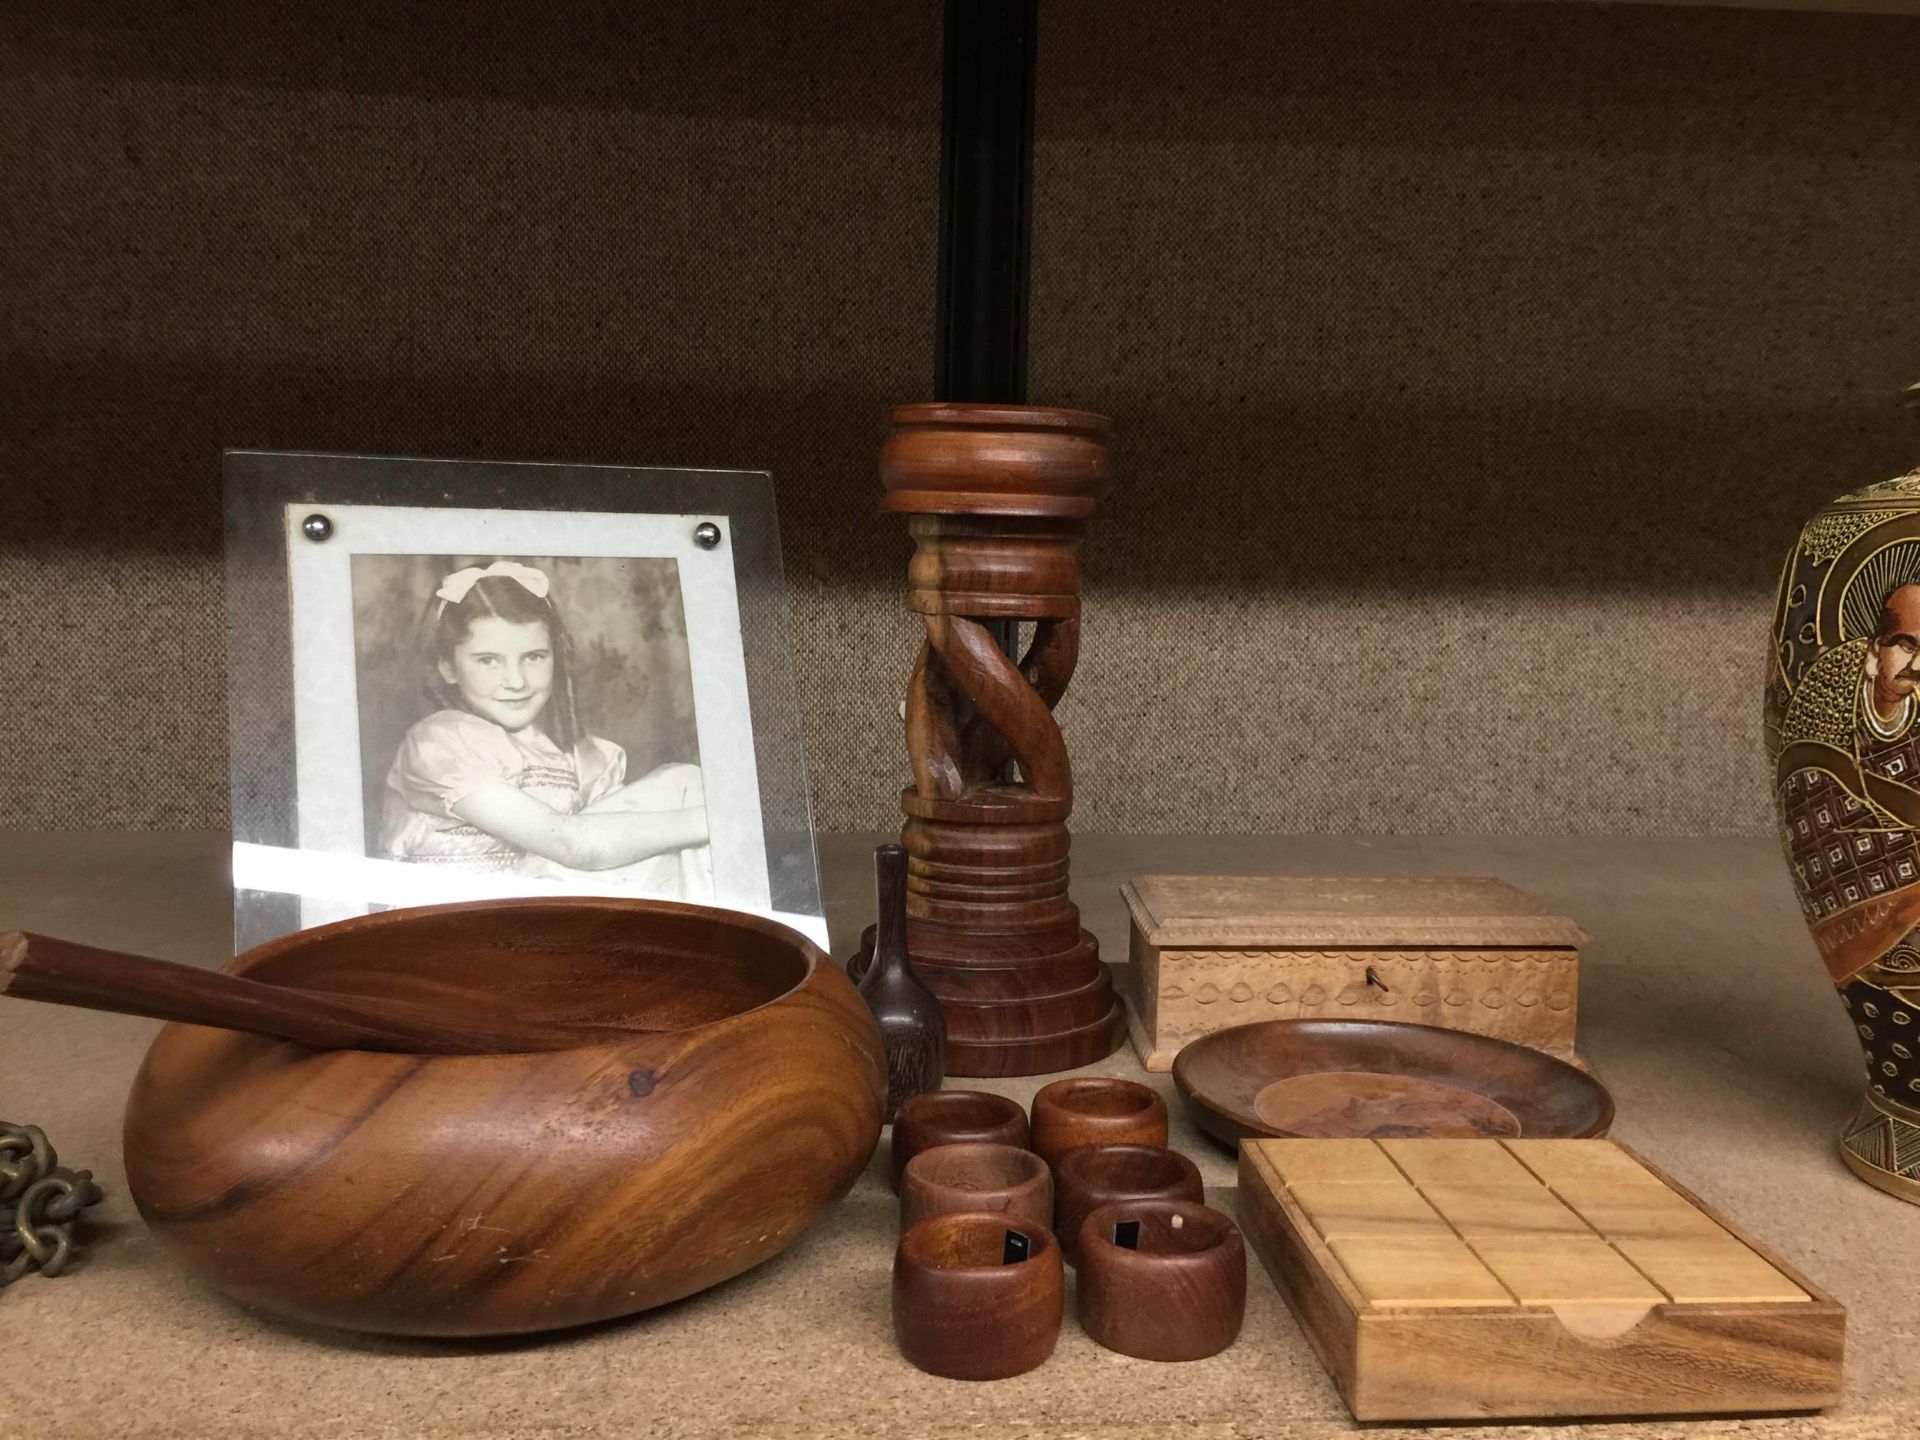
[2,831,1918,1438]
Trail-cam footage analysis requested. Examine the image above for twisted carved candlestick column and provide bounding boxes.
[852,403,1126,1076]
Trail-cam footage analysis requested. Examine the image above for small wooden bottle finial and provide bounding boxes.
[856,844,948,1122]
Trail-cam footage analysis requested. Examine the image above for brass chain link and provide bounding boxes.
[0,1121,103,1286]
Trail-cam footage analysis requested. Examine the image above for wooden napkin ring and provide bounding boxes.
[892,1211,1063,1381]
[1053,1143,1203,1265]
[1029,1077,1167,1168]
[901,1142,1053,1234]
[890,1090,1030,1194]
[1077,1199,1246,1362]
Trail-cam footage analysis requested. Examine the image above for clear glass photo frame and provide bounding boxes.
[225,451,823,952]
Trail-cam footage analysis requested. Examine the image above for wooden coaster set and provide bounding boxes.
[1239,1137,1844,1422]
[887,1078,1247,1380]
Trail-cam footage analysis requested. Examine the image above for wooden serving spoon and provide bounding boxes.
[0,931,637,1055]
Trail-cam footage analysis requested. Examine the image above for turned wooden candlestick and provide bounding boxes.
[851,403,1127,1076]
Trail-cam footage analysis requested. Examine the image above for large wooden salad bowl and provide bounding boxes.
[123,897,886,1337]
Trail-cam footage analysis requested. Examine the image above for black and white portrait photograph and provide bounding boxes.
[350,552,713,899]
[247,492,796,938]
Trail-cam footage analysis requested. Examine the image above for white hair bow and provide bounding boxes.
[435,560,551,605]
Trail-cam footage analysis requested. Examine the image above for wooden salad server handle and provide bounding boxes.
[0,930,630,1055]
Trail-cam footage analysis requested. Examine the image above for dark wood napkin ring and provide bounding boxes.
[1029,1077,1167,1169]
[890,1090,1030,1194]
[892,1211,1063,1381]
[1053,1143,1203,1265]
[901,1142,1053,1234]
[1076,1198,1245,1361]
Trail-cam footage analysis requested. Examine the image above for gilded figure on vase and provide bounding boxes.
[1770,466,1920,1202]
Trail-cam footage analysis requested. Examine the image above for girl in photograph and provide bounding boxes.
[380,559,713,898]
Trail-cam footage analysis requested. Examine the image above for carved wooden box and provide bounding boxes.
[1120,876,1587,1071]
[1238,1138,1845,1422]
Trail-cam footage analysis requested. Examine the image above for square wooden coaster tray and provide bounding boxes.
[1238,1138,1844,1422]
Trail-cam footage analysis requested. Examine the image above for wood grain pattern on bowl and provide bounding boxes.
[122,896,886,1337]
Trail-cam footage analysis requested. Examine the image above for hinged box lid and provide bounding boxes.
[1121,875,1589,950]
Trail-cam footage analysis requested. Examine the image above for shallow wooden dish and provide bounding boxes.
[1172,1019,1611,1147]
[124,897,886,1337]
